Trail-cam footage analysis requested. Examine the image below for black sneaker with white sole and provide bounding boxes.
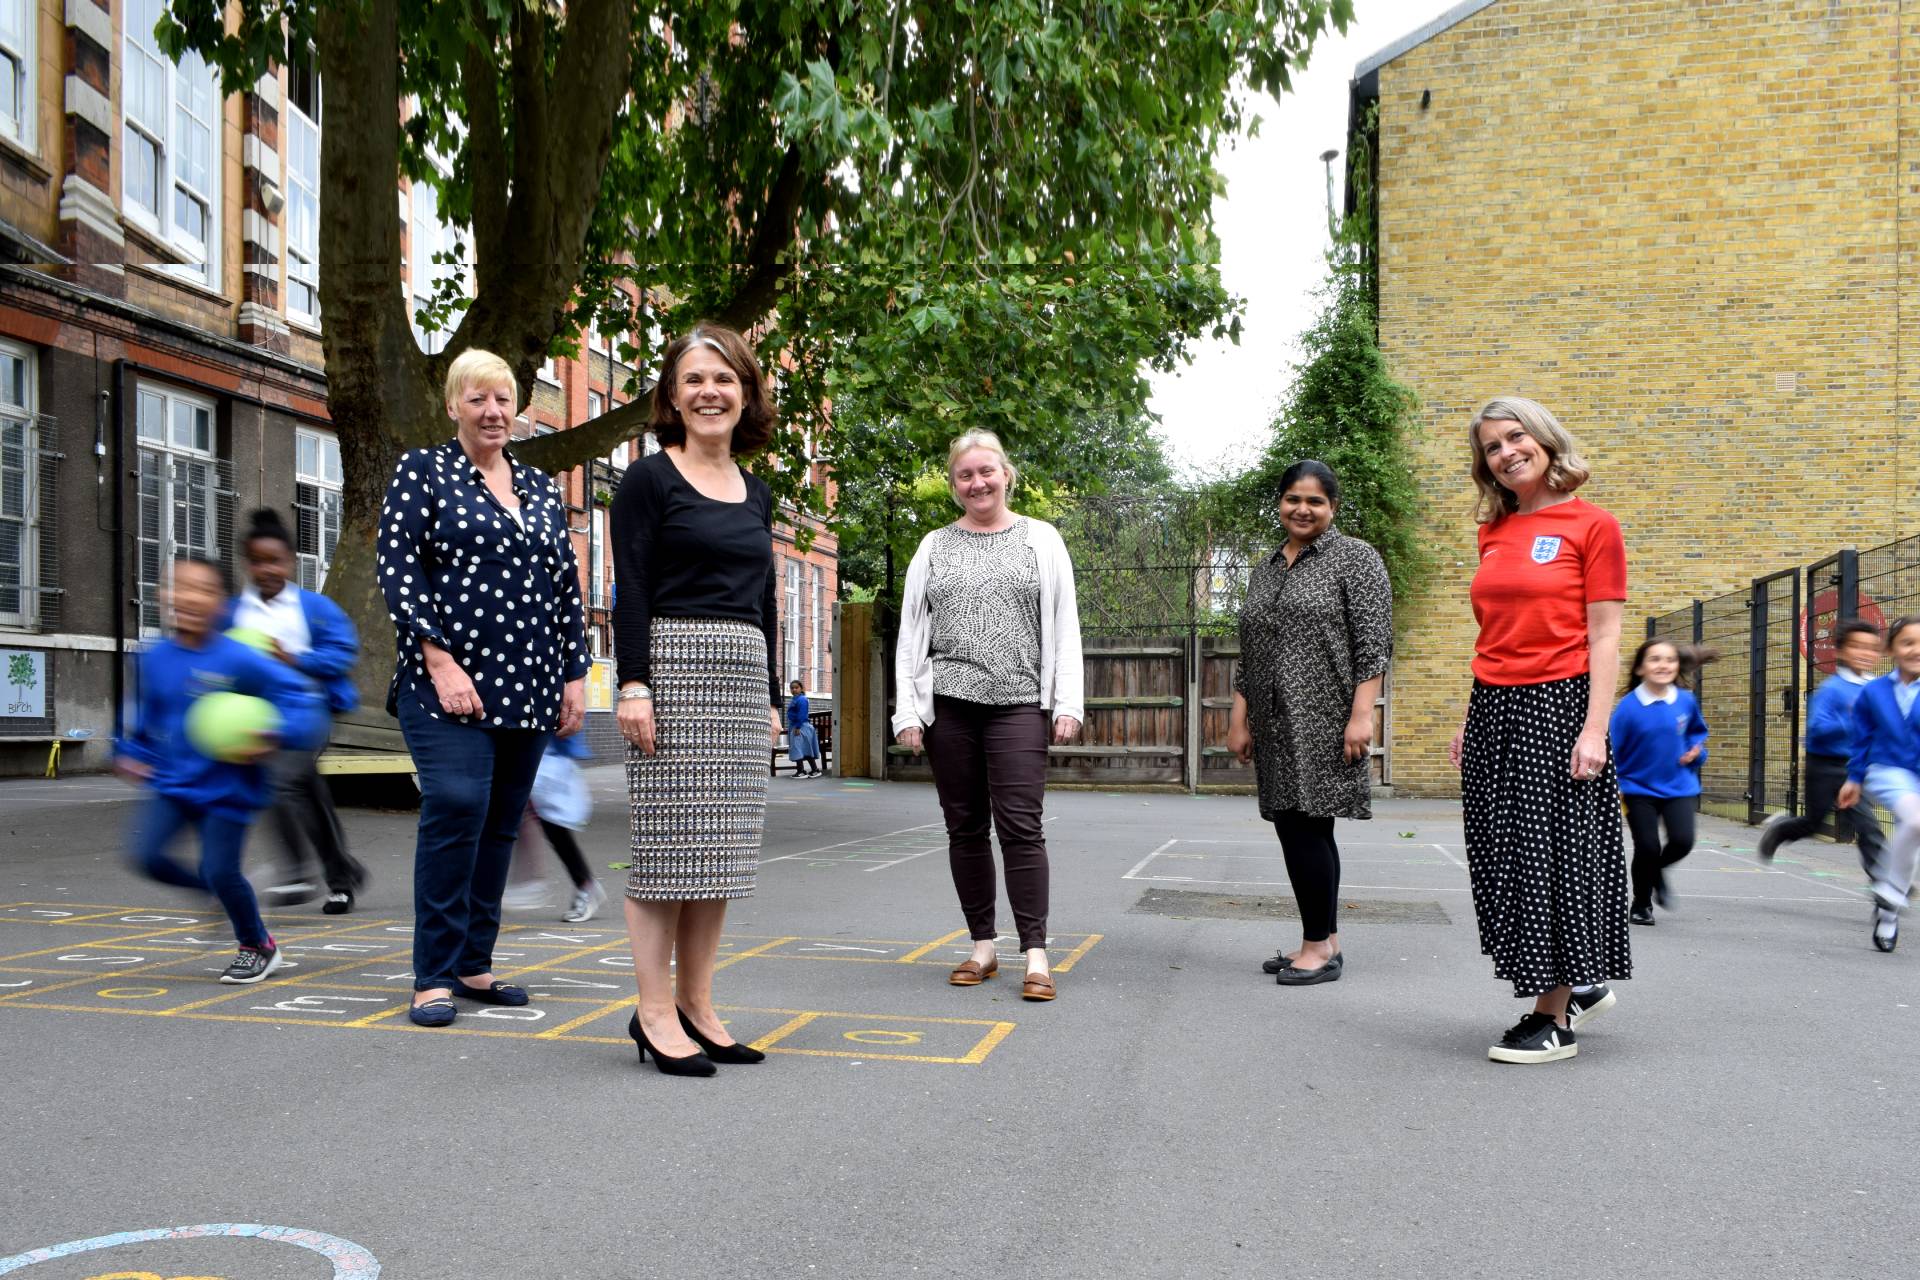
[219,940,284,984]
[1566,984,1616,1030]
[1755,812,1791,862]
[1487,1012,1577,1064]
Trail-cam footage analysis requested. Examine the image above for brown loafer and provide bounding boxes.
[1021,972,1057,1001]
[949,957,999,986]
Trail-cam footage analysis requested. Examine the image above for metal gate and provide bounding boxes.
[1747,568,1799,824]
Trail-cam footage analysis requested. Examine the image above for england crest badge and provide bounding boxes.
[1530,535,1563,564]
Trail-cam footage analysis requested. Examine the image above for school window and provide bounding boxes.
[0,342,49,630]
[294,429,342,591]
[0,0,34,150]
[537,355,559,385]
[135,386,232,636]
[408,180,469,354]
[587,391,603,421]
[589,507,607,609]
[123,0,221,287]
[784,558,801,682]
[808,563,822,691]
[285,55,321,325]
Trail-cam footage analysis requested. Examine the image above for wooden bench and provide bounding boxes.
[771,709,834,777]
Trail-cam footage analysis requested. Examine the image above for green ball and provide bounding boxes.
[225,626,276,655]
[185,691,281,763]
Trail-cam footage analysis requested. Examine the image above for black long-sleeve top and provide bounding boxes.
[377,439,591,727]
[610,450,781,707]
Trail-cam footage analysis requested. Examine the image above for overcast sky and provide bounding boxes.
[1144,0,1465,475]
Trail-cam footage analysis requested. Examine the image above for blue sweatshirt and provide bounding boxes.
[1804,668,1871,758]
[219,587,361,715]
[116,633,330,818]
[1609,685,1709,799]
[786,692,811,733]
[1847,673,1920,783]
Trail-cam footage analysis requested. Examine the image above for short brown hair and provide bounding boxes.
[649,323,775,455]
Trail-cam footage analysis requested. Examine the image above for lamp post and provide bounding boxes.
[1319,148,1340,242]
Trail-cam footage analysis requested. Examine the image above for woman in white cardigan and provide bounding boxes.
[894,430,1084,1000]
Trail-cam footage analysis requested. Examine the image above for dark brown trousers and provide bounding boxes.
[924,695,1051,951]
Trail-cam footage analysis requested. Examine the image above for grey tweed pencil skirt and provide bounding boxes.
[625,618,770,901]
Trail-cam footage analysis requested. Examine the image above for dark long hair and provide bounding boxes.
[649,322,775,455]
[1626,635,1719,692]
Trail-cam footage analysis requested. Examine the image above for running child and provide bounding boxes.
[1757,619,1885,875]
[115,555,330,984]
[1609,636,1711,926]
[1839,614,1920,952]
[507,733,606,923]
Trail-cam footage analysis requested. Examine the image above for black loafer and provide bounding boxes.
[1275,952,1343,986]
[408,997,457,1027]
[1630,905,1655,926]
[453,980,530,1006]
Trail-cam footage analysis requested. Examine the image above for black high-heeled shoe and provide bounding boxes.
[678,1006,767,1064]
[627,1012,717,1077]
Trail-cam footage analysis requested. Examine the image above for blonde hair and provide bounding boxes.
[945,430,1018,509]
[444,348,519,412]
[1467,396,1591,523]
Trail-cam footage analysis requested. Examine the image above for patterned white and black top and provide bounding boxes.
[1234,526,1392,820]
[926,520,1043,706]
[377,438,591,729]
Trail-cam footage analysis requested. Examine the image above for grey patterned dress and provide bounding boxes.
[1235,527,1393,820]
[927,520,1043,705]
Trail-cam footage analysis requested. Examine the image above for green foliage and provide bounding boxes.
[1220,272,1429,619]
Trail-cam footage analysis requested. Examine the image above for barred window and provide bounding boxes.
[136,386,230,636]
[0,341,56,631]
[294,429,342,591]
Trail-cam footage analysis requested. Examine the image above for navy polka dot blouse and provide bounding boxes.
[378,438,591,729]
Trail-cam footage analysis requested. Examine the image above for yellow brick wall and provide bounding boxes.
[1376,0,1914,794]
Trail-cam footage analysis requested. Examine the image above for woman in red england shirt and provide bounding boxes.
[1446,397,1631,1065]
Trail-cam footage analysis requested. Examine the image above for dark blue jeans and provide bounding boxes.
[399,696,549,992]
[129,792,268,949]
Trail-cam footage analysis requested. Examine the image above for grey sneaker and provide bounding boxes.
[219,940,284,984]
[501,880,552,912]
[562,879,606,924]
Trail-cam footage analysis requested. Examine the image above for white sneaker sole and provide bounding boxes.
[1488,1039,1578,1064]
[1568,988,1616,1030]
[220,948,285,985]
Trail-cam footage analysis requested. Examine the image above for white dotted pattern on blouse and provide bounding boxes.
[378,439,590,729]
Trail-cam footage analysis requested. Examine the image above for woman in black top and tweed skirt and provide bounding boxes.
[610,323,782,1077]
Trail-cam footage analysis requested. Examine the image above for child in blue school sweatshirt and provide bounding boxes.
[1757,619,1885,876]
[115,555,330,984]
[1610,636,1712,926]
[1839,614,1920,952]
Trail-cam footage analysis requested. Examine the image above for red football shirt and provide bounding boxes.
[1470,498,1627,686]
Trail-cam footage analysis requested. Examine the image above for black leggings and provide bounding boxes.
[539,820,594,889]
[1274,811,1341,941]
[1624,794,1695,908]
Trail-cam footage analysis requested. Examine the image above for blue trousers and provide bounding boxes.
[129,792,268,949]
[399,696,549,992]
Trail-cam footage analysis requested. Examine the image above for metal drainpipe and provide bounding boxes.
[110,359,127,741]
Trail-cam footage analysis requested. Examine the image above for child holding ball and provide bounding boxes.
[116,555,330,984]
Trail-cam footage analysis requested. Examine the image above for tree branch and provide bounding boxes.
[511,399,651,475]
[461,2,508,292]
[711,142,808,332]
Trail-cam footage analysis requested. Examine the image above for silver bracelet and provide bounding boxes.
[618,686,653,701]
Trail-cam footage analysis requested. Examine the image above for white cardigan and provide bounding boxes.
[892,516,1085,735]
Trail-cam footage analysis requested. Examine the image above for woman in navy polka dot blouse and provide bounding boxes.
[378,349,590,1028]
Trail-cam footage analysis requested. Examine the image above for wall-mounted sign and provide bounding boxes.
[0,649,45,719]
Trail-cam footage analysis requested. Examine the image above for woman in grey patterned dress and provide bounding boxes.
[1227,460,1392,987]
[894,431,1084,1001]
[609,323,783,1076]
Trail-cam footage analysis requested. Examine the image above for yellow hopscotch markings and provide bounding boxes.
[712,935,801,972]
[961,1021,1019,1064]
[159,951,414,1015]
[896,928,969,964]
[749,1010,821,1050]
[0,953,188,1003]
[0,922,215,965]
[345,1003,411,1028]
[537,997,635,1039]
[1053,933,1104,974]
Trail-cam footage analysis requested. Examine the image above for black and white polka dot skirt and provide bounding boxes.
[625,619,770,901]
[1461,674,1632,997]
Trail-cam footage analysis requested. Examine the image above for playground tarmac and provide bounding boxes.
[0,767,1914,1278]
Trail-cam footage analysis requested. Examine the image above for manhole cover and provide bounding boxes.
[1130,887,1451,925]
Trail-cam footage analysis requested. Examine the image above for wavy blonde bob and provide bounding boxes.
[945,430,1018,510]
[1467,396,1591,524]
[444,348,520,411]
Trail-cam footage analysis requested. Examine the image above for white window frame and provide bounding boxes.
[0,340,40,629]
[122,0,222,288]
[784,558,801,684]
[294,428,342,591]
[408,179,471,355]
[0,0,35,152]
[284,60,321,326]
[808,562,822,691]
[589,507,607,610]
[135,384,221,638]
